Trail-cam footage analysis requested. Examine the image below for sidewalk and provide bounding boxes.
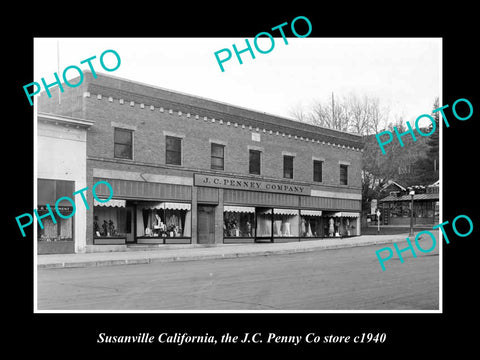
[37,233,413,269]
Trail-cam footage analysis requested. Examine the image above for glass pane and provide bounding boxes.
[256,208,272,237]
[224,211,254,237]
[300,215,323,237]
[340,165,348,185]
[273,209,299,237]
[314,161,322,182]
[114,128,132,145]
[38,215,72,241]
[55,180,74,200]
[211,143,224,157]
[137,207,191,238]
[166,150,181,165]
[37,178,56,205]
[211,157,224,170]
[114,144,132,159]
[249,150,261,175]
[166,136,181,152]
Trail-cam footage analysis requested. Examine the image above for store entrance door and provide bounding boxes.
[197,205,215,244]
[125,206,135,244]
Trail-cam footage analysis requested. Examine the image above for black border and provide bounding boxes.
[9,4,479,356]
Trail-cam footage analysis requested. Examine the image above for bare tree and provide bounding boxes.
[289,92,388,136]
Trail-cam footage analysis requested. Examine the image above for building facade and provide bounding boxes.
[36,113,94,254]
[378,181,439,226]
[38,71,363,252]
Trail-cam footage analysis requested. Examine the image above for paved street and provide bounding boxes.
[37,240,439,311]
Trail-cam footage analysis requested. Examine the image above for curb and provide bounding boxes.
[37,235,410,270]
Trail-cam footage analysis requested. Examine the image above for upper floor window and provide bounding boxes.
[283,155,294,179]
[211,143,225,170]
[340,164,348,185]
[114,128,133,159]
[166,136,182,165]
[313,160,323,182]
[249,150,261,175]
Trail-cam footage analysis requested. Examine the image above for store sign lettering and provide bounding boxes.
[195,174,310,195]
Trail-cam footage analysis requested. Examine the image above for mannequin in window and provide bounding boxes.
[329,217,335,237]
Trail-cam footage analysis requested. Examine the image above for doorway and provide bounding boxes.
[197,205,215,244]
[125,205,135,243]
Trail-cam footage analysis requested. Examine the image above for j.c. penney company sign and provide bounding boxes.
[194,174,310,195]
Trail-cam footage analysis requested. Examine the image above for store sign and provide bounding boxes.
[194,174,310,195]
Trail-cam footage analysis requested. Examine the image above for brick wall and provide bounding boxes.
[84,93,363,191]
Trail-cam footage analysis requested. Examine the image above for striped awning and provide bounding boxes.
[332,212,359,217]
[301,210,323,216]
[224,205,255,213]
[139,202,191,210]
[94,199,126,208]
[274,208,299,216]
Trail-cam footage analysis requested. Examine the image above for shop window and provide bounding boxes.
[300,210,323,237]
[93,201,130,239]
[324,216,355,237]
[223,206,255,237]
[283,155,294,179]
[166,136,182,165]
[211,143,225,170]
[340,164,348,185]
[249,149,261,175]
[114,128,133,159]
[37,179,75,242]
[313,160,323,182]
[136,202,191,238]
[255,208,272,237]
[273,209,299,237]
[37,206,73,242]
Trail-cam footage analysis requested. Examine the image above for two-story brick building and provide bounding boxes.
[38,71,363,253]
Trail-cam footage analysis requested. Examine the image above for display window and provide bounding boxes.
[299,210,323,237]
[273,208,299,237]
[93,199,129,239]
[256,207,272,237]
[223,206,255,238]
[136,202,191,238]
[37,179,75,243]
[324,213,358,237]
[37,206,73,242]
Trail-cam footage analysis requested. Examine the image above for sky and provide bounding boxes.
[34,37,441,129]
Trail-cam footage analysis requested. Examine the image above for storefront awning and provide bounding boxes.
[332,212,359,217]
[139,202,191,211]
[300,210,323,216]
[274,208,299,216]
[224,205,255,213]
[94,199,126,208]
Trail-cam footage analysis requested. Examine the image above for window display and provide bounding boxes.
[93,203,130,238]
[300,210,323,237]
[223,206,255,237]
[273,209,299,237]
[324,213,358,237]
[37,179,74,242]
[37,206,73,242]
[256,208,272,237]
[136,202,191,238]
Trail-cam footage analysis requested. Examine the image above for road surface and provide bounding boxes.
[37,240,439,310]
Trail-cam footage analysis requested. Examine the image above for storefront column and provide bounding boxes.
[191,186,198,244]
[214,188,224,244]
[356,216,361,236]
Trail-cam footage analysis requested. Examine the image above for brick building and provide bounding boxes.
[38,71,363,253]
